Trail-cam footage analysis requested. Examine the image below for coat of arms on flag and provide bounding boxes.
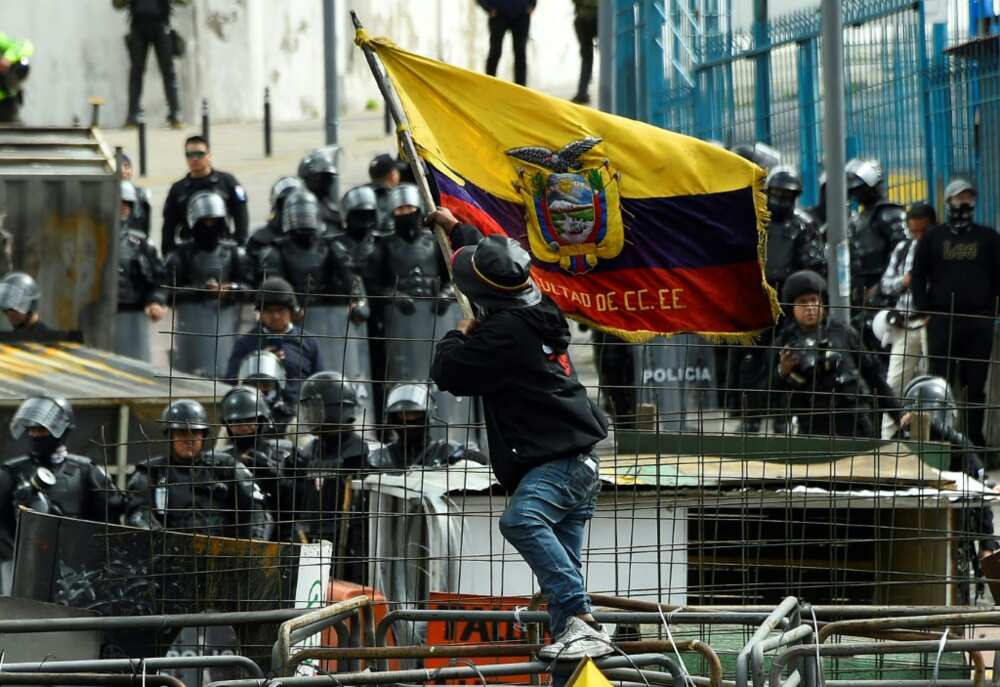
[507,137,624,275]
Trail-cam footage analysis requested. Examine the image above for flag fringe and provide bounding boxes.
[566,313,770,346]
[753,167,783,322]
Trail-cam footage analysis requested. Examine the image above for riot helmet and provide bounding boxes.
[385,383,434,460]
[186,191,228,249]
[782,270,826,305]
[385,383,432,417]
[342,185,379,239]
[389,183,424,239]
[120,180,138,221]
[238,350,287,394]
[256,276,298,312]
[160,399,210,435]
[903,375,957,432]
[221,386,274,451]
[765,165,802,222]
[845,158,884,205]
[11,396,75,440]
[945,177,976,230]
[281,189,323,246]
[269,175,305,213]
[298,148,339,204]
[0,271,40,316]
[298,371,360,431]
[731,142,781,171]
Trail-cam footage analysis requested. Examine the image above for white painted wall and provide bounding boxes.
[0,0,585,127]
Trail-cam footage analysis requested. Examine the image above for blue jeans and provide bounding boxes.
[498,454,601,638]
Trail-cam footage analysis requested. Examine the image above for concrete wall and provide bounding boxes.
[0,0,584,127]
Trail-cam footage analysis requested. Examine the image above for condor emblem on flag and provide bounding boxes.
[507,137,624,275]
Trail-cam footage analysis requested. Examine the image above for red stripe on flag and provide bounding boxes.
[440,192,510,238]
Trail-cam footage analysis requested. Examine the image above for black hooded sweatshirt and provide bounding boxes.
[431,224,608,492]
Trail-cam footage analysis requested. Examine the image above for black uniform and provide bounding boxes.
[374,227,451,305]
[0,453,121,559]
[225,324,323,404]
[163,237,251,301]
[126,450,272,540]
[765,214,826,295]
[371,435,486,472]
[161,171,249,256]
[125,0,180,123]
[769,318,901,438]
[431,225,608,492]
[258,235,356,307]
[118,228,166,312]
[220,437,299,542]
[849,200,907,300]
[911,222,1000,447]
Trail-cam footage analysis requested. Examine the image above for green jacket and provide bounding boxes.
[0,33,33,101]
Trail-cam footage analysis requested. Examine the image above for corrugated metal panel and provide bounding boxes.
[0,127,118,349]
[0,341,225,404]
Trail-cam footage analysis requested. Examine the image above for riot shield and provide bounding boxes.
[173,300,239,378]
[636,333,719,431]
[113,310,152,362]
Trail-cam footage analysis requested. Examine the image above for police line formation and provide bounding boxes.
[0,140,998,621]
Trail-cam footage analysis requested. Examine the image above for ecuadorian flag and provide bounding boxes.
[356,30,779,342]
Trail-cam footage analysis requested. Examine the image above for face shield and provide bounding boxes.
[11,398,72,439]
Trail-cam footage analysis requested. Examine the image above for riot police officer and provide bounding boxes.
[375,183,456,384]
[845,158,906,308]
[298,148,341,227]
[119,154,153,235]
[164,191,251,377]
[225,276,323,405]
[765,166,826,295]
[0,271,49,333]
[237,349,295,433]
[246,176,305,267]
[116,190,167,361]
[161,136,249,256]
[219,386,300,542]
[126,399,272,540]
[771,270,901,437]
[0,397,122,563]
[371,383,486,471]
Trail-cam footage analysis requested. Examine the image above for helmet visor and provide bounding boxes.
[11,398,71,439]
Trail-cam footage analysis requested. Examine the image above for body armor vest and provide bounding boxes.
[383,231,442,297]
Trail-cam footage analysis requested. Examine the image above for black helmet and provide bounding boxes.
[781,270,826,304]
[0,271,40,315]
[270,175,305,210]
[160,399,210,435]
[298,371,359,428]
[298,148,339,202]
[765,166,802,195]
[903,375,957,431]
[11,396,75,440]
[220,386,272,426]
[281,189,323,236]
[256,276,298,311]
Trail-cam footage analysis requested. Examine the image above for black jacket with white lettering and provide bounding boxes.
[430,224,608,492]
[911,222,1000,316]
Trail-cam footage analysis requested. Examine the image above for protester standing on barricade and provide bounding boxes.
[161,135,248,256]
[226,277,323,406]
[126,399,273,540]
[910,178,1000,449]
[876,201,934,439]
[428,205,612,660]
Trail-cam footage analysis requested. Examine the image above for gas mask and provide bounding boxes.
[948,200,975,230]
[393,211,421,240]
[290,229,316,249]
[767,191,796,223]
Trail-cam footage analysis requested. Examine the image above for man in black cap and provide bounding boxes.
[427,206,611,661]
[769,270,901,438]
[911,178,1000,448]
[225,276,323,404]
[367,153,402,236]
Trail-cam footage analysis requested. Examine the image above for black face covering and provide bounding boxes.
[767,194,795,223]
[232,432,258,452]
[394,212,421,240]
[193,222,221,250]
[30,434,62,462]
[347,213,376,239]
[291,230,316,249]
[948,201,975,230]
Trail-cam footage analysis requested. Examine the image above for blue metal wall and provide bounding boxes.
[613,0,1000,227]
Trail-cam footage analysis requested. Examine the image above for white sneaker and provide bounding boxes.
[538,617,614,660]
